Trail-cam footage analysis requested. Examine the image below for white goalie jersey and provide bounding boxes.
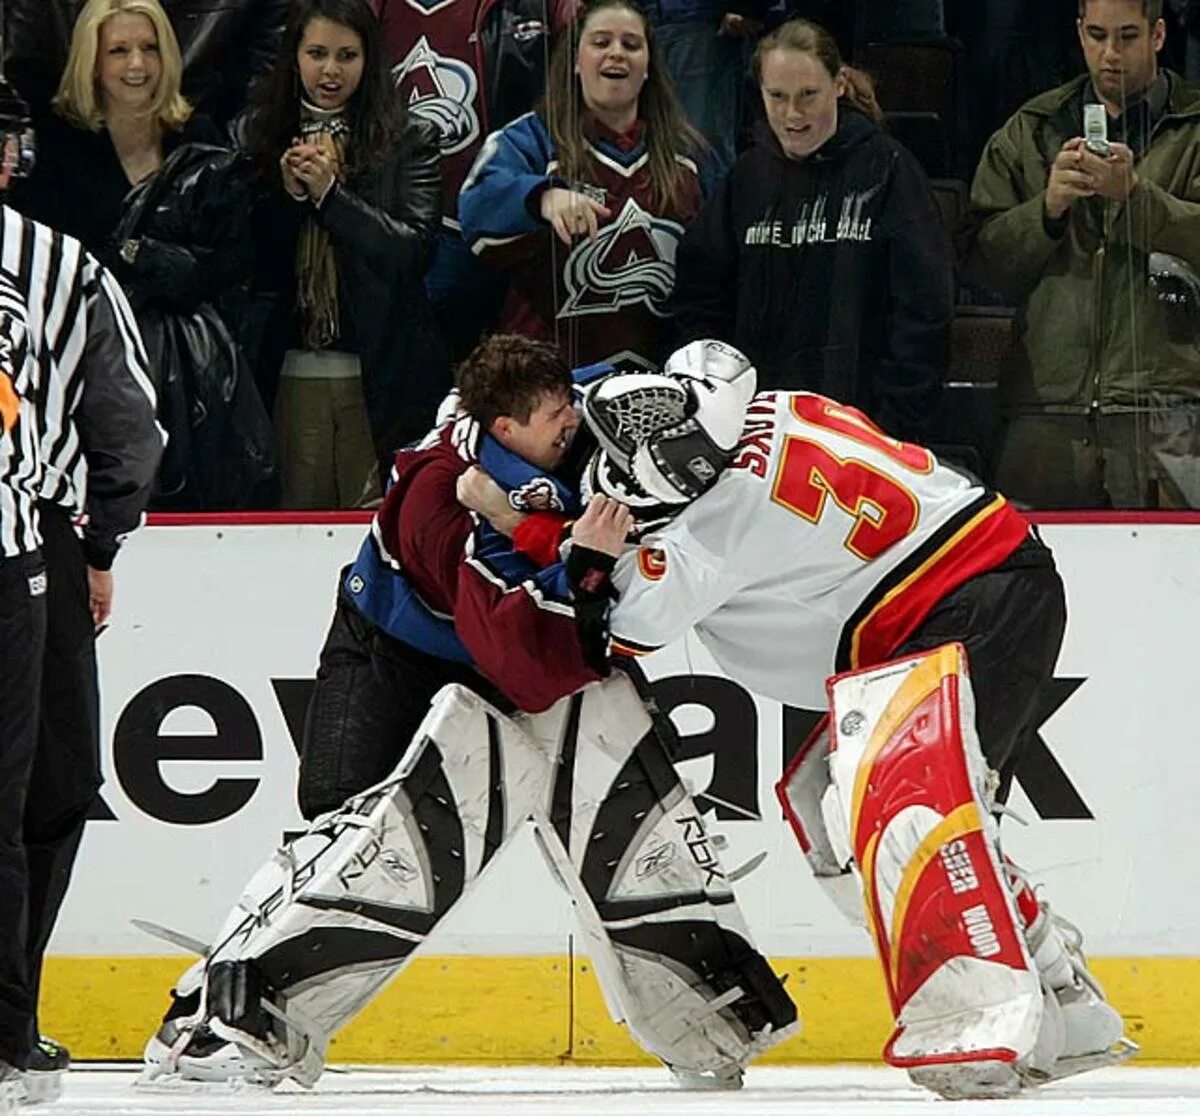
[607,391,1031,708]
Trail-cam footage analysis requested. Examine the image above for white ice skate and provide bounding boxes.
[1020,900,1137,1085]
[0,1063,22,1116]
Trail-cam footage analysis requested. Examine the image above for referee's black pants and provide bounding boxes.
[24,506,103,1045]
[0,547,46,1069]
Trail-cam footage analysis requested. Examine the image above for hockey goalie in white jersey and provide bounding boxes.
[460,339,1135,1101]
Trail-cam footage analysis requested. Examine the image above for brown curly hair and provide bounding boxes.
[457,334,573,428]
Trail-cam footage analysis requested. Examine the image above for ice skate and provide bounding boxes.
[1019,900,1137,1085]
[0,1062,23,1115]
[22,1036,68,1103]
[668,1062,744,1090]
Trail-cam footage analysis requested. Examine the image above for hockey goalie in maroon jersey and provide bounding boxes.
[457,338,1136,1100]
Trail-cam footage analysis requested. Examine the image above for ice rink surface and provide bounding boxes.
[41,1065,1200,1116]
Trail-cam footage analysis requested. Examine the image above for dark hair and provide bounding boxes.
[1078,0,1163,19]
[752,18,883,124]
[543,0,705,213]
[457,334,573,428]
[246,0,403,183]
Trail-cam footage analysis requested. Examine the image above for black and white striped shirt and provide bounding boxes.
[0,204,162,564]
[0,270,39,556]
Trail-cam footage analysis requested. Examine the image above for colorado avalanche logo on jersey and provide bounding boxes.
[392,36,480,156]
[559,198,682,320]
[508,476,564,513]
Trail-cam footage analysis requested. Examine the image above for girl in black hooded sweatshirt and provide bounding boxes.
[671,18,952,442]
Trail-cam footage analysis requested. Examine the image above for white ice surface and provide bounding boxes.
[38,1065,1200,1116]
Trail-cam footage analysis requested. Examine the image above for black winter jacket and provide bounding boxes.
[249,118,448,463]
[672,106,952,441]
[7,0,288,128]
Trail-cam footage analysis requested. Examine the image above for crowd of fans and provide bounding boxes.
[4,0,1199,510]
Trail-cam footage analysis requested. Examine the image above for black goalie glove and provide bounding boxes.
[566,542,617,675]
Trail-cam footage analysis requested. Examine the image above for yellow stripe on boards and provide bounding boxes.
[38,954,1200,1065]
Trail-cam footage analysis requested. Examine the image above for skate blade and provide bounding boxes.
[0,1079,21,1116]
[1021,1036,1140,1087]
[669,1066,744,1091]
[908,1058,1021,1100]
[23,1068,65,1103]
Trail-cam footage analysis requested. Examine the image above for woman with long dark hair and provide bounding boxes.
[458,0,707,371]
[245,0,444,508]
[672,18,952,442]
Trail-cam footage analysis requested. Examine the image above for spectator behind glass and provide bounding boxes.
[9,0,222,256]
[648,0,766,178]
[373,0,578,363]
[671,19,951,442]
[964,0,1200,509]
[243,0,445,510]
[5,1,289,133]
[458,0,708,372]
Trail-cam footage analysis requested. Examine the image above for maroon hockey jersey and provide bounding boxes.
[459,112,705,369]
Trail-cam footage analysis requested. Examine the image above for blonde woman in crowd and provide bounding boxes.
[13,0,221,253]
[459,0,708,371]
[672,18,952,441]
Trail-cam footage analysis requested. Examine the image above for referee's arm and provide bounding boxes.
[75,265,164,571]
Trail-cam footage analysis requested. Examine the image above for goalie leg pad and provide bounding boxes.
[822,644,1043,1096]
[521,672,798,1078]
[155,683,553,1086]
[775,714,865,928]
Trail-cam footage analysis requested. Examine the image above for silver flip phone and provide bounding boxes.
[1084,103,1111,156]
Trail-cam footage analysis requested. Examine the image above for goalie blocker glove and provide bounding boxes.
[566,542,617,675]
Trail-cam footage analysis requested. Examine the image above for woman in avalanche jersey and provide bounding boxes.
[671,18,953,443]
[458,0,708,371]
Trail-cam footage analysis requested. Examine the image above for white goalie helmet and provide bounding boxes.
[581,340,757,514]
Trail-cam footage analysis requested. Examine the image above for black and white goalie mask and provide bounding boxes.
[581,340,757,527]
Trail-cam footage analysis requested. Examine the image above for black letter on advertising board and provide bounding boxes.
[781,678,1093,821]
[650,675,760,820]
[113,674,262,824]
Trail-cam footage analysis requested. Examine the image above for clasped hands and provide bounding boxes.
[281,139,337,201]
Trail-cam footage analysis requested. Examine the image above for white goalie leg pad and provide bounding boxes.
[822,644,1044,1098]
[520,671,798,1081]
[775,714,866,928]
[172,683,553,1086]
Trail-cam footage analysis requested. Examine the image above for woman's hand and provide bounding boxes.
[284,141,337,201]
[539,187,611,246]
[280,139,307,198]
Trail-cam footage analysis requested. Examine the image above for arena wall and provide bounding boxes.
[42,515,1200,1064]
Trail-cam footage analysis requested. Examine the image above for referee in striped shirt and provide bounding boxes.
[0,80,162,1105]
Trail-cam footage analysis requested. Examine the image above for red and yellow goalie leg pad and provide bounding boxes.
[824,644,1044,1095]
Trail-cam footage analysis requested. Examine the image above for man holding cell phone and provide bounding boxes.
[964,0,1200,510]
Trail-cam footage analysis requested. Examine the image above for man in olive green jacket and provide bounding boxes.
[966,0,1200,508]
